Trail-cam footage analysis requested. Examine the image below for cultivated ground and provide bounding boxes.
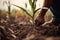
[0,14,60,40]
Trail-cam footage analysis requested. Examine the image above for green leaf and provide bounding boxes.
[34,8,41,14]
[8,1,11,15]
[29,0,32,6]
[33,3,36,12]
[12,4,32,18]
[8,5,11,15]
[32,0,37,12]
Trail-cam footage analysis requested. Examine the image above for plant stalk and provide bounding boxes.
[8,1,11,17]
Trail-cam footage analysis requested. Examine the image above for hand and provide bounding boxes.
[35,16,45,26]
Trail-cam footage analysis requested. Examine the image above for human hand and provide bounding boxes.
[35,16,45,26]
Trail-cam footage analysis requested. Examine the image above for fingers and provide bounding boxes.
[35,19,44,26]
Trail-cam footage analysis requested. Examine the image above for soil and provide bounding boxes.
[0,15,60,40]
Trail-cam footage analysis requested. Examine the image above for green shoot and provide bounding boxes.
[8,1,11,15]
[12,0,40,25]
[3,1,11,16]
[12,4,32,18]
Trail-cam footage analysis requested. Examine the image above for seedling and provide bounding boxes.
[3,0,11,17]
[12,0,40,24]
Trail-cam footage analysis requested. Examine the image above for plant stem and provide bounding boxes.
[32,14,34,25]
[8,1,11,16]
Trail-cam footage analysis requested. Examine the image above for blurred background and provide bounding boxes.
[0,0,44,10]
[0,0,53,22]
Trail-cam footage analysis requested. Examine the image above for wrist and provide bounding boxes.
[39,9,47,16]
[41,7,49,10]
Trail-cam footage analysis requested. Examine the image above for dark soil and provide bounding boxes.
[0,15,60,40]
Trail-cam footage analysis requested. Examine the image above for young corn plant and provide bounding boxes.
[12,0,40,25]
